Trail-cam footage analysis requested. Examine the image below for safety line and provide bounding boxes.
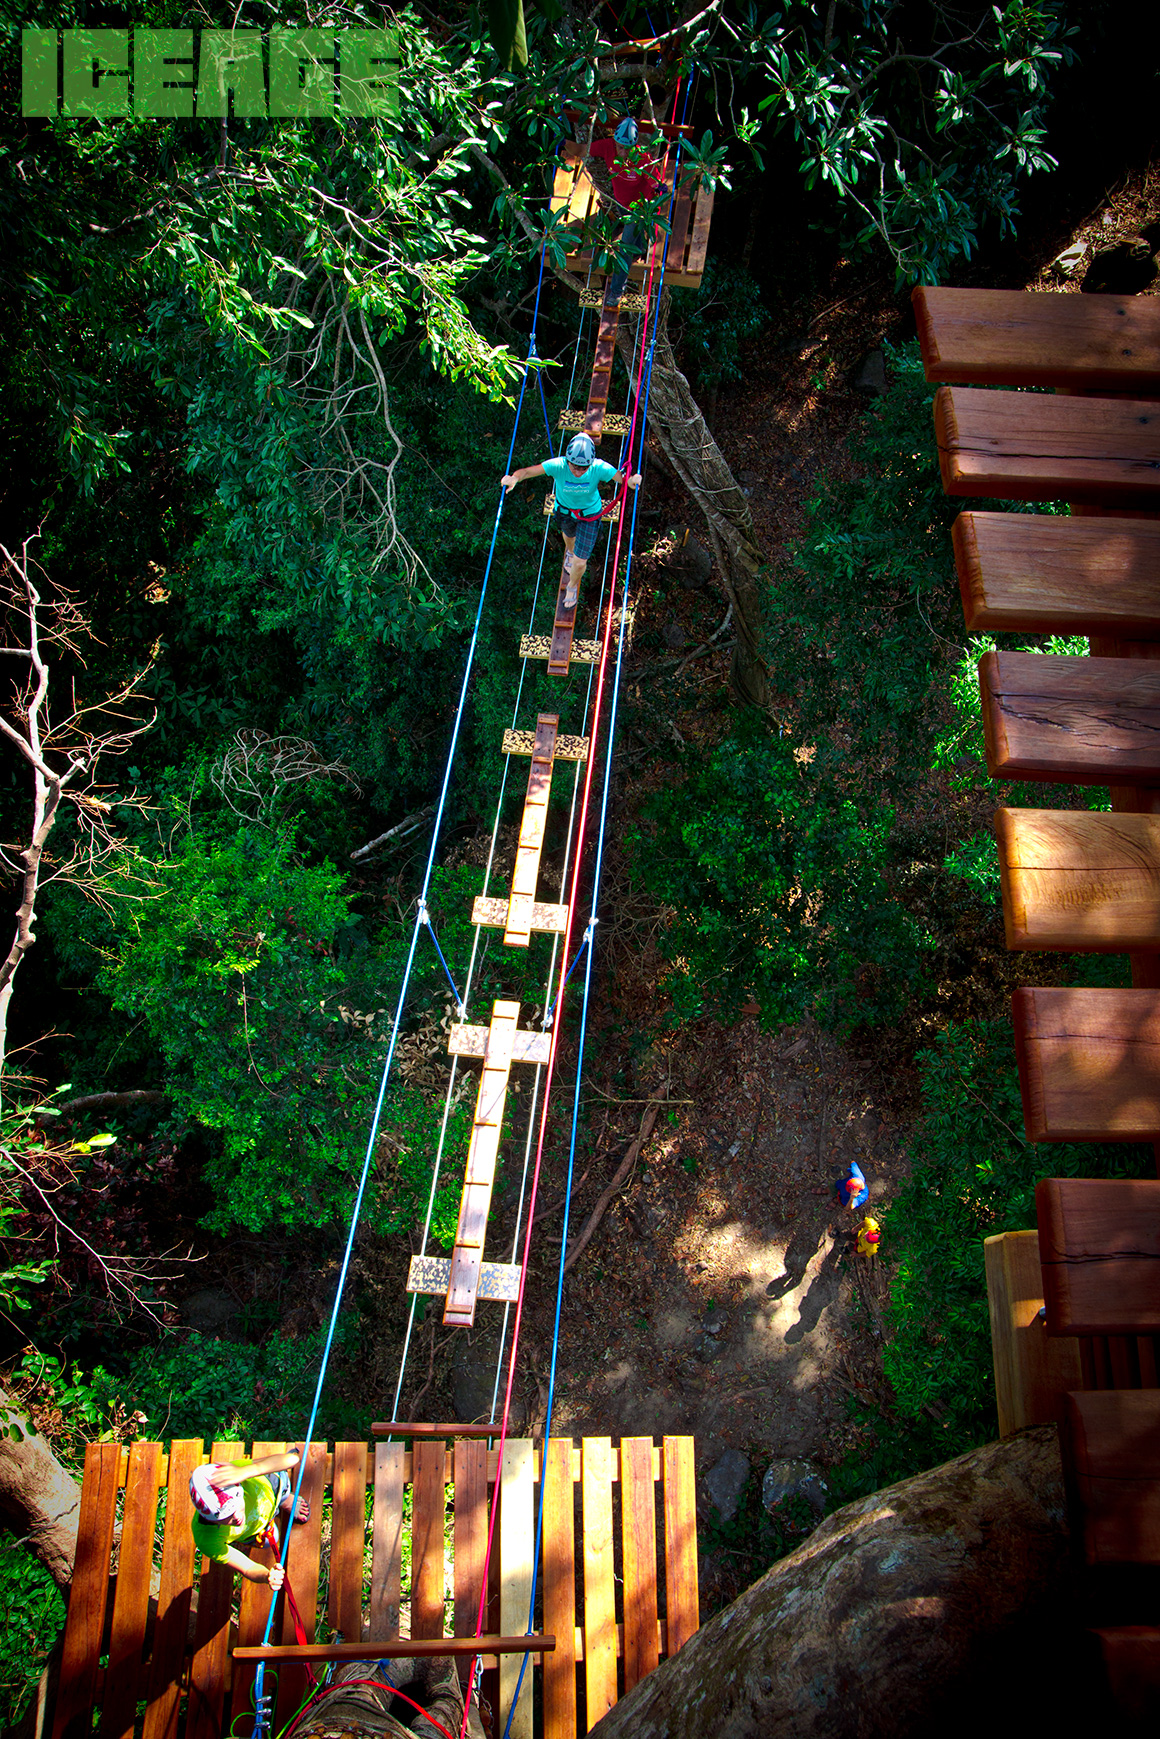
[250,236,553,1739]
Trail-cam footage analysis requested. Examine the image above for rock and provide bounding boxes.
[587,1427,1099,1739]
[181,1288,238,1333]
[851,346,888,397]
[703,1307,726,1337]
[762,1457,828,1519]
[662,620,687,649]
[1082,236,1158,295]
[703,1448,750,1523]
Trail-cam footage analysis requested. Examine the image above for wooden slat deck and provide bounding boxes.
[954,511,1160,638]
[913,286,1160,392]
[444,1000,518,1328]
[984,1230,1083,1438]
[934,385,1160,505]
[584,302,620,441]
[994,807,1160,952]
[979,649,1160,786]
[48,1436,699,1739]
[550,142,711,290]
[1013,986,1160,1141]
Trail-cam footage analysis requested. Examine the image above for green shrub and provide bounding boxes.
[0,1546,65,1730]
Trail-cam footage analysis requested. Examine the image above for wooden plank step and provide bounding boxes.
[995,807,1160,951]
[979,649,1160,786]
[1061,1389,1160,1564]
[236,1636,557,1661]
[499,1440,534,1739]
[1013,986,1160,1141]
[142,1441,202,1739]
[559,408,632,437]
[502,728,589,761]
[274,1442,326,1724]
[934,385,1160,505]
[984,1231,1083,1439]
[506,712,558,948]
[101,1442,163,1739]
[520,633,602,663]
[1091,1628,1160,1721]
[582,1437,617,1729]
[187,1439,244,1739]
[407,1254,522,1303]
[542,1438,577,1739]
[564,254,704,291]
[954,511,1160,638]
[579,288,647,313]
[472,894,568,935]
[53,1444,121,1739]
[1038,1177,1160,1335]
[449,1024,551,1064]
[548,562,578,677]
[914,286,1160,391]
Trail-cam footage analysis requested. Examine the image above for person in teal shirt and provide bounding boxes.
[189,1446,309,1587]
[502,433,641,609]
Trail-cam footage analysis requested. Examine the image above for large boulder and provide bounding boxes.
[591,1426,1107,1737]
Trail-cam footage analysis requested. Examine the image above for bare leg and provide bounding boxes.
[563,553,588,609]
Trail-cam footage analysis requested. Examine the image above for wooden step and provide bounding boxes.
[1091,1628,1160,1721]
[954,511,1160,637]
[1061,1389,1160,1565]
[584,301,621,441]
[995,808,1160,951]
[505,713,559,947]
[503,727,589,761]
[914,286,1160,392]
[579,289,647,313]
[547,560,580,679]
[934,385,1160,505]
[520,633,601,664]
[1013,986,1160,1141]
[472,895,568,934]
[1038,1177,1160,1336]
[449,1023,552,1064]
[984,1229,1083,1438]
[406,1255,522,1304]
[979,649,1160,786]
[559,409,632,437]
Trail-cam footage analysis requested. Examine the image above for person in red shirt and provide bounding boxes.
[586,116,665,306]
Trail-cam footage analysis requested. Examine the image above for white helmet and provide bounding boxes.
[565,434,596,467]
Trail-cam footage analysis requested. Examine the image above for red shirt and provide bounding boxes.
[588,136,664,212]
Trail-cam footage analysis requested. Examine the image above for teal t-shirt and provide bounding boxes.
[542,455,619,516]
[190,1462,278,1565]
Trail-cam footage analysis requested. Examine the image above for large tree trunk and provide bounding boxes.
[0,1386,81,1587]
[619,293,769,708]
[590,1425,1102,1738]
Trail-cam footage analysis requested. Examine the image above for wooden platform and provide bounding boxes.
[954,511,1160,638]
[1013,986,1160,1141]
[1061,1390,1160,1565]
[934,386,1160,506]
[550,140,712,290]
[1037,1177,1160,1339]
[984,1229,1083,1436]
[979,649,1160,786]
[994,808,1160,952]
[49,1435,699,1739]
[913,286,1160,392]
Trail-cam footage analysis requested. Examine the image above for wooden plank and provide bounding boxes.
[983,1231,1084,1436]
[661,1437,699,1655]
[412,1441,447,1639]
[934,385,1160,506]
[143,1440,203,1739]
[503,727,589,761]
[329,1442,367,1641]
[542,1439,578,1739]
[236,1636,555,1660]
[98,1440,162,1739]
[448,1024,552,1064]
[229,1441,281,1732]
[913,286,1160,392]
[53,1442,120,1739]
[187,1439,244,1739]
[445,1001,519,1328]
[585,301,621,439]
[548,562,578,678]
[619,1438,659,1692]
[581,1437,617,1730]
[684,181,715,277]
[1092,1628,1160,1721]
[274,1442,326,1727]
[1037,1178,1160,1334]
[472,894,570,936]
[995,808,1160,952]
[454,1439,489,1642]
[499,1440,535,1739]
[979,649,1160,786]
[370,1442,404,1640]
[1062,1389,1160,1563]
[1014,986,1160,1141]
[506,716,558,946]
[954,511,1160,638]
[407,1255,522,1304]
[666,164,695,270]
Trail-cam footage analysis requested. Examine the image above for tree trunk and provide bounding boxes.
[0,1386,82,1587]
[618,293,769,708]
[589,1426,1100,1739]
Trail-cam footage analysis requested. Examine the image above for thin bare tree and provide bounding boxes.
[0,535,156,1078]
